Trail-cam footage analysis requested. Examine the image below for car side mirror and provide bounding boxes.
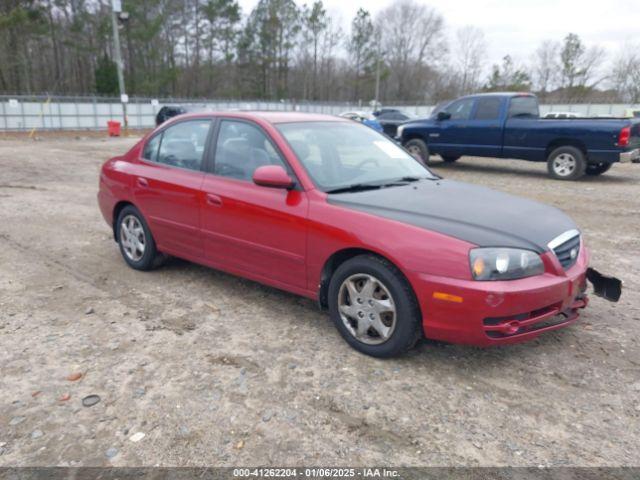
[436,111,451,121]
[253,165,294,189]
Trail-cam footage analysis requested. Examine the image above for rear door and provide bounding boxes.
[132,119,213,258]
[465,96,505,158]
[200,118,309,290]
[503,96,543,160]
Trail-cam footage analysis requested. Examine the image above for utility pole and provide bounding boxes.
[110,0,128,133]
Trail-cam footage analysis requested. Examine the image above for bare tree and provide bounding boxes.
[532,40,559,95]
[454,26,486,95]
[560,33,605,90]
[376,0,446,101]
[318,14,343,100]
[611,46,640,103]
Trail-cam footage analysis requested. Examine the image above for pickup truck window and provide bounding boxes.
[444,98,474,120]
[508,96,539,118]
[473,98,501,120]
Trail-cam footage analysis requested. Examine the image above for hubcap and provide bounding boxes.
[120,214,146,262]
[553,153,576,176]
[407,145,422,159]
[338,274,397,345]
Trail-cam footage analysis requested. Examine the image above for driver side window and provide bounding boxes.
[213,120,287,181]
[154,120,211,171]
[444,99,475,120]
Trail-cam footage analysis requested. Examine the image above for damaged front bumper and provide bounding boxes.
[414,255,622,346]
[586,267,622,302]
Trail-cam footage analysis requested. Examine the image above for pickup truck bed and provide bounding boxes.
[398,93,640,180]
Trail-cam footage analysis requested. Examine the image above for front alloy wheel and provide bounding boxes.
[404,138,430,164]
[328,254,421,357]
[338,274,397,345]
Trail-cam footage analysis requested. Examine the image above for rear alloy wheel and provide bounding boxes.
[585,162,612,176]
[404,138,430,164]
[120,214,146,262]
[116,205,163,271]
[441,155,460,163]
[546,146,586,180]
[328,255,421,357]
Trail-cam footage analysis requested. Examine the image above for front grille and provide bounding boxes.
[549,230,580,270]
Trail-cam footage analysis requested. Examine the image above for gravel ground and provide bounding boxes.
[0,136,639,467]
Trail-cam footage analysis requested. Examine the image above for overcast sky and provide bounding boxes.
[237,0,639,67]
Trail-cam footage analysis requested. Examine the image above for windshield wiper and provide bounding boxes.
[396,175,426,182]
[325,183,385,194]
[326,177,429,194]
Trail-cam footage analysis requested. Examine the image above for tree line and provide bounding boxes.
[1,0,639,103]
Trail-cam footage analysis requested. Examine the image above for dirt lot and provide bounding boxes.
[0,136,639,467]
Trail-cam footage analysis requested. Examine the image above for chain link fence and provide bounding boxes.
[1,94,638,131]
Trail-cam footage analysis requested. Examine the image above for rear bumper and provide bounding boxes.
[411,250,590,346]
[620,148,640,163]
[97,188,115,227]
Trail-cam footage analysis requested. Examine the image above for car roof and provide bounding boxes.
[172,110,346,125]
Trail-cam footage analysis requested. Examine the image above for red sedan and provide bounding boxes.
[98,112,616,357]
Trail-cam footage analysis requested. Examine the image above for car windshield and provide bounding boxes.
[276,121,436,192]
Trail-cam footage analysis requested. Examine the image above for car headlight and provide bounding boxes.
[396,125,405,138]
[469,248,544,281]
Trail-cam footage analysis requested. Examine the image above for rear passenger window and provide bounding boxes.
[156,120,211,171]
[142,134,161,162]
[473,98,501,120]
[508,96,539,118]
[213,120,287,181]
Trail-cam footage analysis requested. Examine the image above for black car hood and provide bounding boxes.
[328,179,577,252]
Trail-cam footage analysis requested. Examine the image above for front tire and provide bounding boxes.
[116,205,163,271]
[328,255,421,358]
[585,162,612,176]
[404,138,430,164]
[546,146,586,180]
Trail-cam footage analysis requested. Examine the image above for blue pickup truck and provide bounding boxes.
[397,92,640,180]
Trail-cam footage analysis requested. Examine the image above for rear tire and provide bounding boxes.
[115,205,163,271]
[441,155,460,163]
[585,162,612,176]
[546,146,586,180]
[328,255,422,358]
[404,138,430,164]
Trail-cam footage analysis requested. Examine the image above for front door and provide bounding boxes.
[200,119,308,290]
[431,97,475,158]
[132,119,212,258]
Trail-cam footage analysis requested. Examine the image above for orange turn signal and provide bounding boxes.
[433,292,464,303]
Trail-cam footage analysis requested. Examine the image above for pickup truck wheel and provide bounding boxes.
[404,139,430,164]
[441,155,460,163]
[547,146,586,180]
[585,162,612,176]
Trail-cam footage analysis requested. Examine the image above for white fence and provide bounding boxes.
[0,95,638,131]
